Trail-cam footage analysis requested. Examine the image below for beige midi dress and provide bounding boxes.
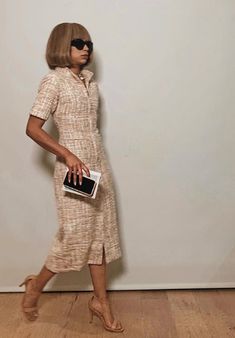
[29,66,122,273]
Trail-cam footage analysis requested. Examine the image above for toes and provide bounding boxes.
[111,319,118,329]
[26,312,38,321]
[23,307,38,321]
[111,319,123,330]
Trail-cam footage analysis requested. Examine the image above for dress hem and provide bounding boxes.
[44,252,122,274]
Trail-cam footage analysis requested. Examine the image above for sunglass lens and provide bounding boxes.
[71,39,84,49]
[71,39,93,52]
[86,41,93,52]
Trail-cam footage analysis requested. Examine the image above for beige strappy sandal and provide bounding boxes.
[19,274,41,321]
[88,294,124,333]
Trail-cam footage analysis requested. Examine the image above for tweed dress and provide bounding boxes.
[28,66,122,273]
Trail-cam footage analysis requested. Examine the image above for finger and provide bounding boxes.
[77,166,83,185]
[73,167,77,185]
[83,164,90,177]
[68,168,72,183]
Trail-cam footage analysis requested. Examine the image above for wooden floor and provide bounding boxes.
[1,289,235,337]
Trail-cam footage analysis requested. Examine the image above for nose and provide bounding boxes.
[83,44,89,51]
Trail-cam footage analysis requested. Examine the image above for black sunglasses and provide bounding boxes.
[71,38,93,53]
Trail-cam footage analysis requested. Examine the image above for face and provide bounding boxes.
[70,35,93,67]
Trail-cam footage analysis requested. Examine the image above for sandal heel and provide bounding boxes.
[19,280,26,287]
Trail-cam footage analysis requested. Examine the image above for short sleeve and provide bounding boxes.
[29,73,59,121]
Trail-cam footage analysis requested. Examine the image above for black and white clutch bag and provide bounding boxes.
[62,169,101,199]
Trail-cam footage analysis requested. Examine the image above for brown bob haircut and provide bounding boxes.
[45,22,93,70]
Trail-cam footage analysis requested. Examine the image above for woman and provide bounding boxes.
[19,22,124,333]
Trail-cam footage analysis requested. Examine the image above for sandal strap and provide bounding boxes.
[23,306,38,312]
[91,297,122,330]
[26,290,41,295]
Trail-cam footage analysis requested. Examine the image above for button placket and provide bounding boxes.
[86,84,92,129]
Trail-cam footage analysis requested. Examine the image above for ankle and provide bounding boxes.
[31,277,43,293]
[94,294,109,303]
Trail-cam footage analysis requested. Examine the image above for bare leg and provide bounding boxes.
[88,247,123,329]
[88,247,108,299]
[35,264,56,291]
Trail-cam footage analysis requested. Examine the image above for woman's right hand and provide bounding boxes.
[64,151,90,186]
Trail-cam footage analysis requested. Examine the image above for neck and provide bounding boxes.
[69,65,81,76]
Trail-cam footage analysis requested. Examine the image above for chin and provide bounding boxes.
[82,60,89,66]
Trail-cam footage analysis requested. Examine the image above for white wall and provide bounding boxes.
[1,0,235,291]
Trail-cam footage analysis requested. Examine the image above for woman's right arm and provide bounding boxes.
[27,73,90,184]
[26,115,90,185]
[26,114,71,159]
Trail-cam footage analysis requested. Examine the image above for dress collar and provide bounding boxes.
[55,66,94,83]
